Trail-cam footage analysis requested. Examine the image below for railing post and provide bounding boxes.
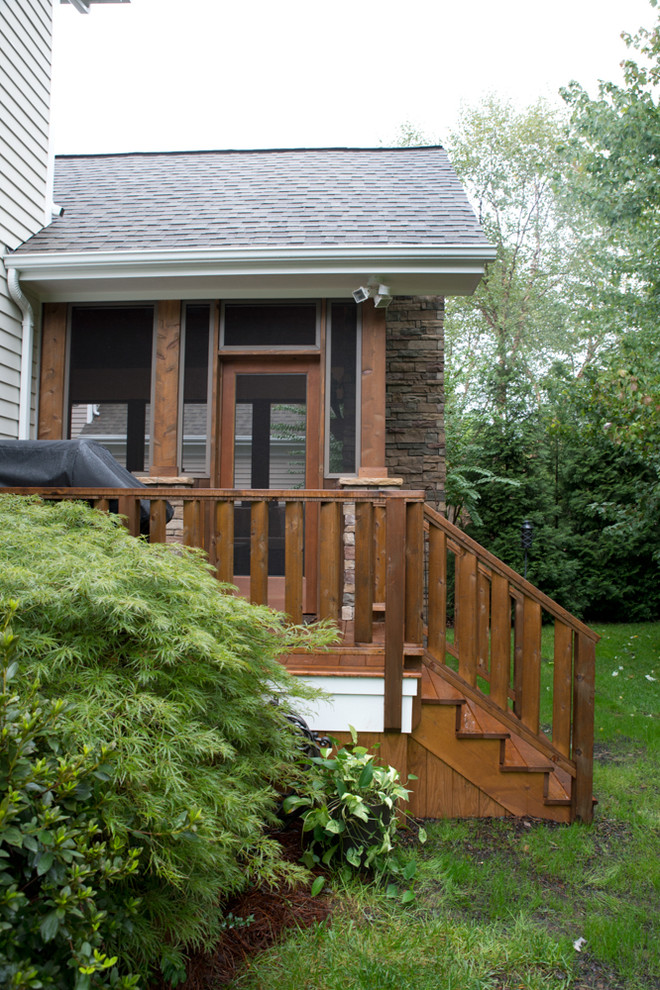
[572,632,595,822]
[384,495,405,731]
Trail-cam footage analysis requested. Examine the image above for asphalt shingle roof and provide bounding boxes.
[14,147,489,254]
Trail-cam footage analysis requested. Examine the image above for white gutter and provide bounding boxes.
[7,269,34,440]
[5,243,497,283]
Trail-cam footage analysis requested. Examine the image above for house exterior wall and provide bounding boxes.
[0,0,52,438]
[385,296,445,507]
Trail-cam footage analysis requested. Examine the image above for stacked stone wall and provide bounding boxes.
[385,296,445,508]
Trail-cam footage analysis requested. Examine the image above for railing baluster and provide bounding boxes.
[118,494,140,536]
[513,594,524,718]
[427,525,447,661]
[285,500,304,624]
[456,550,478,686]
[373,503,387,604]
[149,499,168,544]
[489,574,510,709]
[477,568,490,677]
[319,500,342,621]
[250,500,268,605]
[405,501,424,646]
[183,498,203,548]
[354,500,374,643]
[520,597,542,734]
[214,500,234,584]
[553,620,573,757]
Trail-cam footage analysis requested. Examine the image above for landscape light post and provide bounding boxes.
[521,519,534,580]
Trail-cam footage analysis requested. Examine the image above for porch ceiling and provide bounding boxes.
[7,244,495,303]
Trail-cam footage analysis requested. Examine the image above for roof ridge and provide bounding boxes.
[54,145,446,160]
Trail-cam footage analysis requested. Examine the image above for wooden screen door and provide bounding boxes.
[219,360,321,611]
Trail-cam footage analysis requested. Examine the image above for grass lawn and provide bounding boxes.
[224,623,660,990]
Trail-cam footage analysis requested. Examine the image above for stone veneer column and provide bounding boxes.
[338,476,403,622]
[135,475,195,544]
[385,296,445,509]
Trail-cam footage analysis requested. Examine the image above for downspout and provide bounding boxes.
[7,269,35,440]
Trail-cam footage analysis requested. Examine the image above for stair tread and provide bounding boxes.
[544,769,572,805]
[502,733,555,773]
[456,699,508,739]
[421,665,465,704]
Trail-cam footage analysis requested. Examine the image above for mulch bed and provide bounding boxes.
[156,818,333,990]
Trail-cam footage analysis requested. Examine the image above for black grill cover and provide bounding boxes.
[0,439,173,531]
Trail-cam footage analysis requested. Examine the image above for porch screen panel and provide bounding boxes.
[68,306,154,472]
[223,303,317,347]
[181,304,211,475]
[327,302,358,475]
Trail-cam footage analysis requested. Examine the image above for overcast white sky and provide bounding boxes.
[50,0,657,155]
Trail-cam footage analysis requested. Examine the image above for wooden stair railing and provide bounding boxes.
[423,504,598,822]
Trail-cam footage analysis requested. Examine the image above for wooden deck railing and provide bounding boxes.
[4,487,426,733]
[4,487,596,820]
[424,504,598,822]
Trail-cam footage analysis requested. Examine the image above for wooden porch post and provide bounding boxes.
[150,300,182,477]
[38,303,68,439]
[572,632,596,822]
[360,300,387,475]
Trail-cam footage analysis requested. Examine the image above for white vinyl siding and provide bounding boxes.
[0,0,52,438]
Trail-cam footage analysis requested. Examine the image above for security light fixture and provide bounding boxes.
[374,284,392,308]
[352,286,370,304]
[352,282,392,307]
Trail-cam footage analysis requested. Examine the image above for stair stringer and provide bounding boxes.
[411,663,572,823]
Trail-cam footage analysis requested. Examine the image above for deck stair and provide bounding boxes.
[413,660,572,821]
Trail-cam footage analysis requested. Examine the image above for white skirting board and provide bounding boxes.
[293,676,418,734]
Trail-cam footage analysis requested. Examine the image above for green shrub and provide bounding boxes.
[0,603,140,989]
[0,495,334,983]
